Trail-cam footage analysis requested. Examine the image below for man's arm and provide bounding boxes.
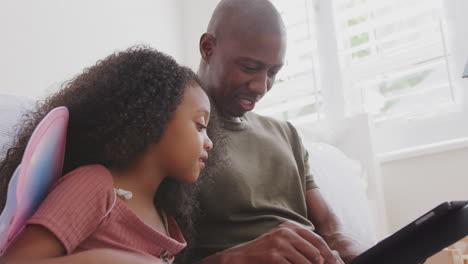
[306,188,366,263]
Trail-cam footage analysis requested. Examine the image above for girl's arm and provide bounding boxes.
[3,225,66,260]
[6,249,161,264]
[3,225,160,264]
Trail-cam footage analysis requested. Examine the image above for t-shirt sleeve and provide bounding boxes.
[303,149,318,190]
[25,165,115,254]
[285,121,318,190]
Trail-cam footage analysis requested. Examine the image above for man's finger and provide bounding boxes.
[285,249,320,264]
[279,221,339,264]
[279,229,324,264]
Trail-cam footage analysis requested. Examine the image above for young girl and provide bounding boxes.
[0,46,213,263]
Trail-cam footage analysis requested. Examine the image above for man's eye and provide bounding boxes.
[268,71,278,77]
[242,65,258,72]
[269,67,281,77]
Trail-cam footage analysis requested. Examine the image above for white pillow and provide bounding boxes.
[0,94,35,160]
[306,142,377,249]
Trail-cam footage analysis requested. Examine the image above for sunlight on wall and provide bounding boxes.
[0,0,184,99]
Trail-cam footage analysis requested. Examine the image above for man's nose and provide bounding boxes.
[248,72,270,96]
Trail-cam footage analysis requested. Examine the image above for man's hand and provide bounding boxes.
[198,221,341,264]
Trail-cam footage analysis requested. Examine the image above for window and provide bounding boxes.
[254,0,323,125]
[253,0,468,153]
[334,0,454,121]
[257,0,456,123]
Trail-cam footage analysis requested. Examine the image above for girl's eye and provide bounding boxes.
[197,123,207,132]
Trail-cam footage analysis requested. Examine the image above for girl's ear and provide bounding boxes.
[199,33,216,63]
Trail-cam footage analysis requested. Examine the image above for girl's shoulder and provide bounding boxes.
[59,164,112,183]
[26,164,116,254]
[51,164,115,197]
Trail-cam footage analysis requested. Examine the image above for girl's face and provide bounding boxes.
[157,83,213,183]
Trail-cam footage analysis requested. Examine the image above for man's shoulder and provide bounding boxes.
[245,111,288,128]
[243,112,307,162]
[245,112,300,139]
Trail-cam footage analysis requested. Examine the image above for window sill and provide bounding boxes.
[378,136,468,163]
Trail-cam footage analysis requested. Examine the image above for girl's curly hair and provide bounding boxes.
[0,45,219,260]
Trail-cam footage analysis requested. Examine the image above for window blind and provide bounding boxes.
[254,0,323,125]
[333,0,454,121]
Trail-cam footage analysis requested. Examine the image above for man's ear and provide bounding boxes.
[199,33,216,63]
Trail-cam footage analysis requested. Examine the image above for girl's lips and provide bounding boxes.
[199,156,208,169]
[199,160,206,170]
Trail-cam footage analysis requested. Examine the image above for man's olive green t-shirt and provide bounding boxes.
[191,111,318,261]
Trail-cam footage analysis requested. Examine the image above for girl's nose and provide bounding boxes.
[205,137,213,151]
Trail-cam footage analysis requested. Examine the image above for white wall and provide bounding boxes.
[0,0,185,99]
[179,0,219,70]
[381,147,468,232]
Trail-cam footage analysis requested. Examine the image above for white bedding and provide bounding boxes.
[306,142,378,249]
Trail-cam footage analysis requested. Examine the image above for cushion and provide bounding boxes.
[306,142,378,250]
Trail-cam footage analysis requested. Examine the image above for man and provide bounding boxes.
[191,0,366,263]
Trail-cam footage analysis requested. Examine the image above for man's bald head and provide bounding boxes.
[207,0,286,41]
[198,0,287,119]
